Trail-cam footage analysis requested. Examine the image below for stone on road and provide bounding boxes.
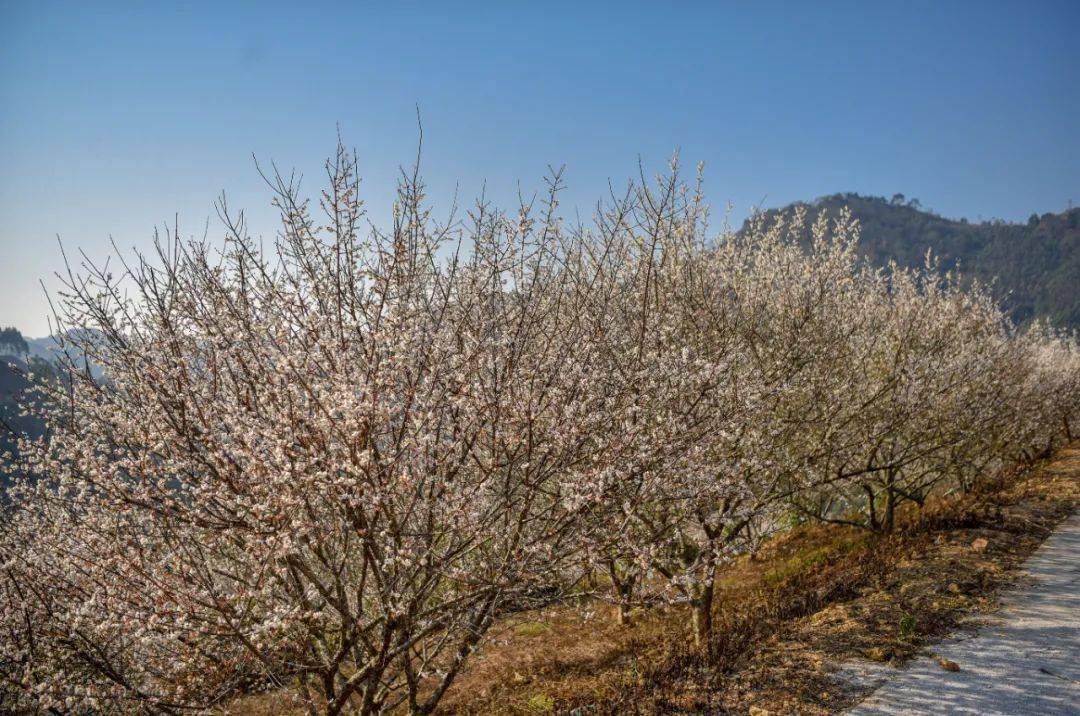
[849,511,1080,715]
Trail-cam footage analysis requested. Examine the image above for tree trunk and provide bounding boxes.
[883,469,897,533]
[606,559,634,626]
[864,483,879,531]
[690,581,714,649]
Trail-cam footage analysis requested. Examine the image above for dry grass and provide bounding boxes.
[226,444,1080,715]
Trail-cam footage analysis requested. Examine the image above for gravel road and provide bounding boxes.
[848,504,1080,715]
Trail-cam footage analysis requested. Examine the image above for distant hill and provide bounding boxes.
[24,331,105,380]
[0,337,56,494]
[0,328,86,493]
[748,194,1080,331]
[0,358,45,451]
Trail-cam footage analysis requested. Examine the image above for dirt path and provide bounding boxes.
[847,446,1080,715]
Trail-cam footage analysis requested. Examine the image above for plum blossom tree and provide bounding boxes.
[0,146,637,714]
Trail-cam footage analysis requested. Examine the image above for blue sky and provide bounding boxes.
[1,1,1077,335]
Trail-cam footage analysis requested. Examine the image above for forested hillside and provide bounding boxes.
[750,195,1080,330]
[0,329,57,491]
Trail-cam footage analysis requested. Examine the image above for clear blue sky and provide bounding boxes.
[2,1,1078,335]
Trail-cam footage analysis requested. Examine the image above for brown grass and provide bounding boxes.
[226,444,1080,715]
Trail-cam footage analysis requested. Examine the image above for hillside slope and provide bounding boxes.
[749,195,1080,330]
[0,331,58,491]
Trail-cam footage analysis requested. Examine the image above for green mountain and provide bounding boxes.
[749,194,1080,330]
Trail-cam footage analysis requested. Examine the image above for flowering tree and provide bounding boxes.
[787,262,1080,532]
[0,146,636,714]
[574,176,888,644]
[570,163,747,641]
